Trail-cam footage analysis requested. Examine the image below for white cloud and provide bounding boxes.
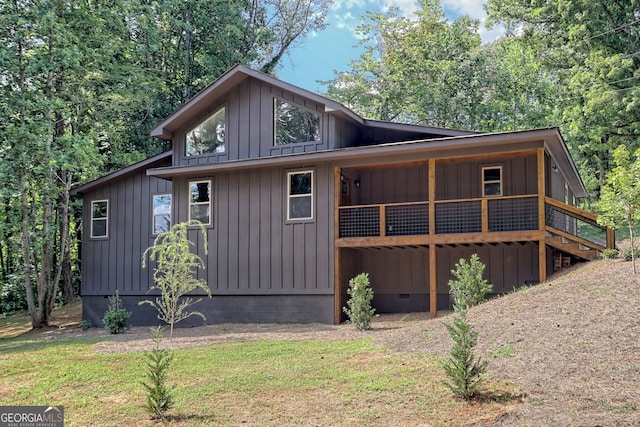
[441,0,505,42]
[440,0,486,20]
[379,0,421,17]
[327,0,505,43]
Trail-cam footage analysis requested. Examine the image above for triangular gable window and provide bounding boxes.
[186,107,225,156]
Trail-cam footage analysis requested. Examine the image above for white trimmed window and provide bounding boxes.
[90,200,108,238]
[152,194,172,234]
[287,171,313,220]
[186,107,226,155]
[274,99,320,145]
[189,180,211,225]
[482,166,503,197]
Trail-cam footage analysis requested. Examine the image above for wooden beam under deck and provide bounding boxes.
[335,230,546,248]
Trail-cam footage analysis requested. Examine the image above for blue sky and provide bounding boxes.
[277,0,504,92]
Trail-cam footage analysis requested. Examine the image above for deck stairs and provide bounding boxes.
[546,233,600,272]
[543,197,613,271]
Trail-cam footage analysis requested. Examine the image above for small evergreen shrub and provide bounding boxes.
[343,273,376,330]
[601,248,619,260]
[102,291,131,334]
[622,247,639,262]
[448,254,493,314]
[142,326,174,420]
[79,320,92,330]
[441,314,488,399]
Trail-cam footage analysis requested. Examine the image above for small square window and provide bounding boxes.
[287,171,313,220]
[91,200,108,238]
[152,194,172,234]
[482,166,502,197]
[189,180,211,225]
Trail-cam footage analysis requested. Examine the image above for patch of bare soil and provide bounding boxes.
[30,258,640,426]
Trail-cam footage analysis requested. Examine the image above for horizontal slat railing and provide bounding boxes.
[544,197,614,250]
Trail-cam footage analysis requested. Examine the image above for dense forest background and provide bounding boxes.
[1,0,638,326]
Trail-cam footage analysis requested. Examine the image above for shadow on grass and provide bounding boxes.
[0,333,104,355]
[163,413,220,424]
[473,388,527,404]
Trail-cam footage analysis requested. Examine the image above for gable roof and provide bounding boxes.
[70,151,172,196]
[150,64,473,140]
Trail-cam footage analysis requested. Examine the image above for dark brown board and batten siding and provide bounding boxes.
[80,171,171,296]
[171,163,334,295]
[174,78,335,167]
[435,154,538,200]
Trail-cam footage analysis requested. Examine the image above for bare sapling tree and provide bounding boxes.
[141,222,212,338]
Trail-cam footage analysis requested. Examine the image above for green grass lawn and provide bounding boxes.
[0,334,520,426]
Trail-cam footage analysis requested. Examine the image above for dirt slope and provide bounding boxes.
[462,259,640,426]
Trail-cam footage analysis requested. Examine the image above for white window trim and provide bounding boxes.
[286,170,314,221]
[188,180,212,226]
[90,199,109,239]
[481,166,503,197]
[152,194,172,235]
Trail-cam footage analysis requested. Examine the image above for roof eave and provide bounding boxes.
[71,151,172,196]
[147,128,569,179]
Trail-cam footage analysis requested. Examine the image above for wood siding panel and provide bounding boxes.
[174,77,330,167]
[357,165,429,205]
[436,154,537,200]
[436,243,538,300]
[179,164,333,295]
[81,169,171,296]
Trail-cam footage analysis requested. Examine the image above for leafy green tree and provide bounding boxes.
[324,1,481,126]
[597,145,640,273]
[141,222,212,338]
[0,0,127,327]
[323,0,556,133]
[486,0,640,187]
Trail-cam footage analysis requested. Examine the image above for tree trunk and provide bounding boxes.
[629,219,636,274]
[20,172,40,328]
[52,171,73,307]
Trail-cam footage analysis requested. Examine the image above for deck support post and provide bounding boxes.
[429,243,437,318]
[334,167,342,325]
[537,148,547,283]
[428,158,437,317]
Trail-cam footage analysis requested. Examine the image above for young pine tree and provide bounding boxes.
[141,326,174,420]
[441,254,491,399]
[441,314,488,399]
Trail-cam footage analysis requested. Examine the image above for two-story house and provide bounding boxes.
[72,65,613,327]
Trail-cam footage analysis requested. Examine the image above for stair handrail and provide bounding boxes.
[544,197,615,249]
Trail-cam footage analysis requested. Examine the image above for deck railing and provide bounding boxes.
[544,197,613,250]
[338,195,539,238]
